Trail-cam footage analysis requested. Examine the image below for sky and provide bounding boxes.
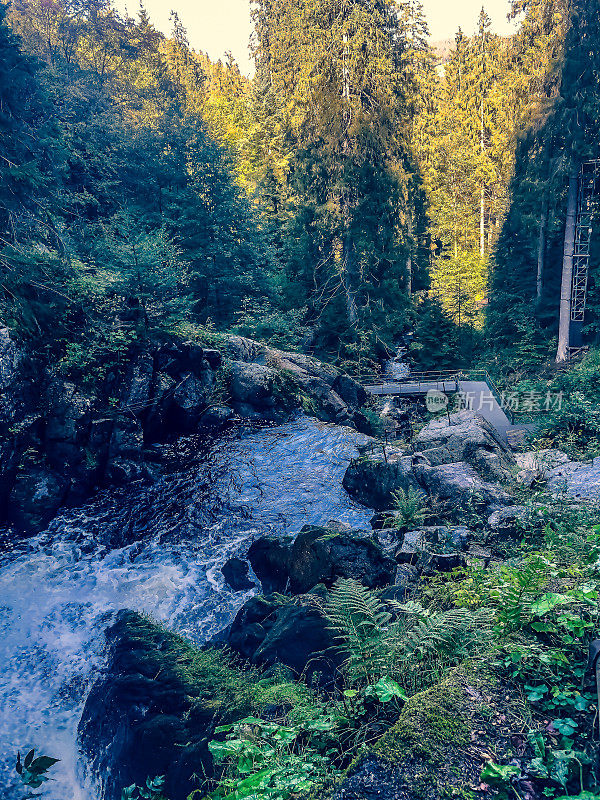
[114,0,517,77]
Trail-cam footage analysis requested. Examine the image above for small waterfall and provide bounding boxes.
[0,416,372,798]
[385,345,410,380]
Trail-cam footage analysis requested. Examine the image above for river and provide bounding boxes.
[0,416,371,798]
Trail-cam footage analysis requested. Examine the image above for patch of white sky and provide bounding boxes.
[113,0,518,77]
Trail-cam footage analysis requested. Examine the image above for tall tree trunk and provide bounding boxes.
[406,255,412,296]
[480,187,485,258]
[479,69,485,258]
[556,168,579,362]
[536,192,549,301]
[343,233,358,326]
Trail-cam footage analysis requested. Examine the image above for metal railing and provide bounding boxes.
[344,367,524,425]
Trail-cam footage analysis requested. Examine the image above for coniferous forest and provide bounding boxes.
[6,1,600,800]
[3,0,599,370]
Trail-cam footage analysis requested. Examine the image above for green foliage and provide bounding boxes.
[122,776,167,800]
[391,486,429,532]
[202,707,346,800]
[323,578,494,690]
[15,750,60,797]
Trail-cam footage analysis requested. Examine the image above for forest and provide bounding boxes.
[3,0,599,374]
[5,1,600,800]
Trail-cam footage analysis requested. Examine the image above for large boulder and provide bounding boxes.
[9,463,70,531]
[225,593,340,683]
[225,335,366,425]
[413,411,516,483]
[343,451,513,515]
[288,525,395,593]
[79,611,258,800]
[228,361,290,420]
[221,556,255,592]
[247,527,395,595]
[415,462,513,514]
[544,457,600,502]
[329,667,527,800]
[247,536,293,593]
[343,451,425,511]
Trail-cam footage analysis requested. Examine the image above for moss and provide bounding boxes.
[374,677,468,766]
[271,367,303,411]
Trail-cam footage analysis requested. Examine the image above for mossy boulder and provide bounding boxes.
[78,611,259,800]
[329,667,529,800]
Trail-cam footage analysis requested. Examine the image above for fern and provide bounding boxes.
[324,579,393,684]
[390,487,429,531]
[324,580,495,690]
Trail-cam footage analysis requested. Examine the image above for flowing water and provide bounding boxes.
[0,416,371,798]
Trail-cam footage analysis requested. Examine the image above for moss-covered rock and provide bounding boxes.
[329,667,529,800]
[79,611,260,800]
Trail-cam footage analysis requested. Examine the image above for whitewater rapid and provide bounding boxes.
[0,417,371,798]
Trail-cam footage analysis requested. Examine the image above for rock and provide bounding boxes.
[45,380,94,469]
[327,520,353,532]
[228,361,284,419]
[248,528,396,596]
[226,595,280,660]
[0,327,22,391]
[394,530,428,565]
[415,461,513,514]
[329,667,523,800]
[9,464,70,531]
[392,526,470,573]
[198,405,234,429]
[515,449,569,472]
[545,458,600,501]
[381,565,420,601]
[225,594,340,683]
[221,557,255,592]
[343,452,425,511]
[79,611,261,800]
[104,457,148,486]
[487,505,527,534]
[288,525,396,593]
[247,536,293,593]
[168,374,213,431]
[226,335,267,363]
[121,351,154,409]
[413,411,516,483]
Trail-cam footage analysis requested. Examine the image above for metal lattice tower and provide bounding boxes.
[570,159,600,322]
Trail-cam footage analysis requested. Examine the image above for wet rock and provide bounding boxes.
[79,611,258,800]
[248,527,395,595]
[9,464,70,532]
[288,525,396,593]
[198,405,234,429]
[343,452,424,511]
[221,557,255,592]
[225,595,340,683]
[104,457,148,485]
[247,536,293,594]
[413,411,516,483]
